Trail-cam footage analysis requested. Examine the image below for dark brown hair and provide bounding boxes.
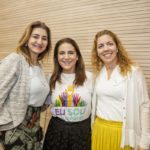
[50,38,86,94]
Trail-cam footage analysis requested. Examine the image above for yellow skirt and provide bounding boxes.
[92,117,132,150]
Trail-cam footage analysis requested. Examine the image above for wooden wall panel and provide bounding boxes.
[0,0,150,132]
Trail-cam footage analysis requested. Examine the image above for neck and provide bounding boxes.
[105,59,118,71]
[105,63,117,71]
[31,55,38,66]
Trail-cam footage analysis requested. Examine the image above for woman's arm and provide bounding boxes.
[0,53,20,108]
[136,68,150,149]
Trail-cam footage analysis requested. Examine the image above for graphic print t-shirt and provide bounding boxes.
[50,72,93,122]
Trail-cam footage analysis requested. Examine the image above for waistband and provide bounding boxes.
[51,116,91,126]
[96,116,122,128]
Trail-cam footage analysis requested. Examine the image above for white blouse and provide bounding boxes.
[28,66,49,107]
[96,65,125,121]
[91,65,150,149]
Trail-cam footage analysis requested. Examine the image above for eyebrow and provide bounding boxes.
[98,41,113,44]
[32,33,48,38]
[59,50,75,52]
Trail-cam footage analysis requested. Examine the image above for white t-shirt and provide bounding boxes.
[96,65,126,121]
[28,66,49,107]
[49,71,93,122]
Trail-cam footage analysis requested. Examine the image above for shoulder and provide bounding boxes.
[130,65,142,75]
[2,52,21,63]
[0,53,23,76]
[85,70,93,79]
[0,53,22,67]
[85,70,95,83]
[6,52,20,59]
[83,71,94,92]
[128,65,144,82]
[131,65,140,71]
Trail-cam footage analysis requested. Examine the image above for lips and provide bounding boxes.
[62,61,72,65]
[102,52,113,58]
[33,44,43,49]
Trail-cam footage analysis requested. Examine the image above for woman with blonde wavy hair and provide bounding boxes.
[0,21,51,150]
[91,30,150,150]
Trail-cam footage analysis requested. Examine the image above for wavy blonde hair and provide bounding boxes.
[91,30,133,76]
[16,21,51,64]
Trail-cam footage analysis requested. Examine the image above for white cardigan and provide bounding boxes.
[91,66,150,149]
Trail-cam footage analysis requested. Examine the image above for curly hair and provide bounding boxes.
[91,30,133,76]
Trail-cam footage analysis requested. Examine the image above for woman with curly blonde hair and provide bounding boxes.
[91,30,150,150]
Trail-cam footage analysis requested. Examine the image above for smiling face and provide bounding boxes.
[28,27,48,58]
[97,34,118,66]
[58,42,78,74]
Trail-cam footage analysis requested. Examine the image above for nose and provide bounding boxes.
[103,44,109,51]
[64,53,69,59]
[37,38,43,44]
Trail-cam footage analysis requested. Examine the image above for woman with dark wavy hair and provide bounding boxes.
[43,38,93,150]
[0,21,51,150]
[91,30,150,150]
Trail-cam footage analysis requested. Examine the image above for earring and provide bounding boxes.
[24,43,28,47]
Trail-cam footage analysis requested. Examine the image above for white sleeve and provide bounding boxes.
[91,75,98,128]
[44,73,52,105]
[136,68,150,149]
[0,53,20,107]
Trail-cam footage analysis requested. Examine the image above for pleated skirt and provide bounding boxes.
[92,117,132,150]
[43,116,91,150]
